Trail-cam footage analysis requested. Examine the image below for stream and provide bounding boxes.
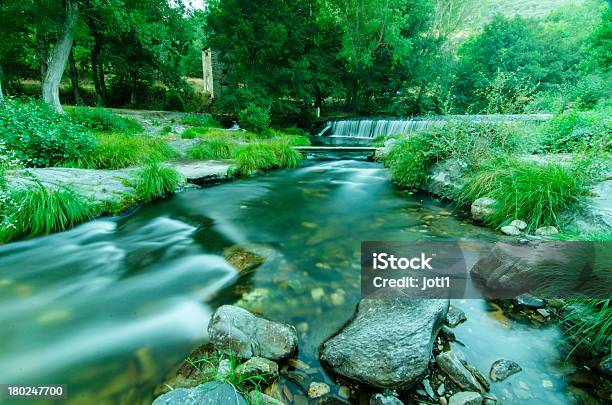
[0,158,593,404]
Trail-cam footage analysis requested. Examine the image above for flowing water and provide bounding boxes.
[0,158,595,404]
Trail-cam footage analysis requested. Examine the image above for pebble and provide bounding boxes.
[542,379,553,388]
[510,220,528,231]
[500,225,521,236]
[534,226,559,236]
[338,386,350,399]
[437,383,446,396]
[307,382,330,398]
[423,379,436,399]
[330,291,345,305]
[513,293,545,309]
[536,308,551,317]
[311,288,325,301]
[489,359,522,382]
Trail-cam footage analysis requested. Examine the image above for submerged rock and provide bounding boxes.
[471,198,496,222]
[308,382,331,398]
[152,381,247,405]
[369,393,405,405]
[208,305,298,360]
[489,359,522,382]
[448,391,482,405]
[223,245,264,273]
[446,306,467,327]
[320,298,448,389]
[436,351,485,393]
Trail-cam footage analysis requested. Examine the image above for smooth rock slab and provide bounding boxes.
[436,351,484,393]
[320,298,448,389]
[152,381,247,405]
[208,305,297,360]
[489,359,522,382]
[448,391,483,405]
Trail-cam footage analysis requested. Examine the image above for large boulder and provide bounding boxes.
[470,241,595,296]
[320,298,448,389]
[208,305,298,360]
[425,159,468,198]
[153,382,247,405]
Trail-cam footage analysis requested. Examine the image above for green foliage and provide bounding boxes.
[187,139,237,160]
[0,185,94,243]
[234,140,303,176]
[457,159,588,230]
[274,134,311,147]
[67,107,144,133]
[0,98,95,167]
[69,133,176,170]
[541,105,612,153]
[238,103,271,134]
[181,113,220,127]
[562,299,612,357]
[134,164,182,202]
[182,127,211,139]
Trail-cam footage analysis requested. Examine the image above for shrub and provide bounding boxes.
[0,98,95,167]
[187,139,237,160]
[181,127,210,139]
[68,132,177,169]
[457,159,589,230]
[181,113,220,127]
[541,106,611,153]
[67,107,144,133]
[0,185,95,243]
[238,103,271,134]
[134,164,183,202]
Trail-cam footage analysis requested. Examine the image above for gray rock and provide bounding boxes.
[236,357,279,381]
[439,325,456,341]
[425,159,468,198]
[321,298,448,389]
[448,391,482,405]
[534,226,559,236]
[500,225,521,236]
[249,391,286,405]
[489,359,522,382]
[152,382,247,405]
[471,198,496,222]
[461,361,490,391]
[308,382,330,398]
[422,379,436,399]
[513,293,545,309]
[471,241,594,294]
[436,351,484,393]
[446,306,467,328]
[370,393,405,405]
[217,359,231,379]
[536,308,551,317]
[510,220,528,231]
[208,305,298,360]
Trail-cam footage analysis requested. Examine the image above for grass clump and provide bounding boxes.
[187,139,237,160]
[181,127,211,139]
[68,107,144,133]
[0,185,95,243]
[457,158,589,230]
[134,164,182,202]
[234,140,303,176]
[181,113,220,128]
[69,132,177,169]
[562,299,612,357]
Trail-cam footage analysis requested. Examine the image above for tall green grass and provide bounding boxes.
[234,141,303,176]
[181,113,221,128]
[562,299,612,357]
[134,164,183,202]
[67,107,144,133]
[187,139,237,160]
[457,159,588,230]
[68,132,177,169]
[0,186,94,243]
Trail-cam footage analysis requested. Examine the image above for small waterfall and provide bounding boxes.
[318,118,440,138]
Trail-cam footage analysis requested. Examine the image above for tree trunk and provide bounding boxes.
[42,0,79,113]
[90,31,106,105]
[37,31,49,82]
[68,47,80,104]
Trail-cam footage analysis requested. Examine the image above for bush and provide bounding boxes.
[0,98,95,167]
[541,106,611,153]
[68,132,177,169]
[67,107,144,133]
[0,185,95,243]
[457,159,589,230]
[187,139,237,160]
[181,127,210,139]
[134,164,183,202]
[181,113,220,127]
[238,103,271,134]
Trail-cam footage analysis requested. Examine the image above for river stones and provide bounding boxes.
[534,226,559,236]
[500,225,521,236]
[435,351,485,393]
[489,359,522,382]
[236,357,279,382]
[471,197,496,221]
[320,298,448,389]
[223,245,264,273]
[425,159,468,198]
[510,220,528,231]
[446,306,467,328]
[448,391,482,405]
[152,381,247,405]
[370,392,405,404]
[308,382,331,398]
[208,305,298,360]
[249,391,286,405]
[513,293,545,309]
